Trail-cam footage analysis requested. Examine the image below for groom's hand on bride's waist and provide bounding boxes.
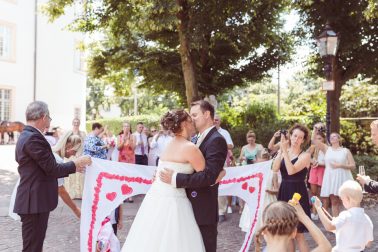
[159,168,174,185]
[212,169,226,186]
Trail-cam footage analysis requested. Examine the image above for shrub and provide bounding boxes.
[220,102,292,148]
[340,120,377,155]
[86,114,161,135]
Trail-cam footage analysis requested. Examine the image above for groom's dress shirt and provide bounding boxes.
[171,126,215,187]
[195,126,215,147]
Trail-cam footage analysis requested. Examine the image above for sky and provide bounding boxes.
[270,11,312,88]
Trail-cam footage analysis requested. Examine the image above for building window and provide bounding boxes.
[0,22,16,62]
[0,0,17,4]
[0,89,12,121]
[74,107,81,119]
[74,41,86,72]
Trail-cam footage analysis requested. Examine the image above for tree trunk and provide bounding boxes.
[176,0,198,106]
[329,64,344,134]
[328,83,342,133]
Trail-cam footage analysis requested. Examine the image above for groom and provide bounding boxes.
[160,100,228,252]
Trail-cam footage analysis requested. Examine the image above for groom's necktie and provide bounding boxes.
[191,134,199,144]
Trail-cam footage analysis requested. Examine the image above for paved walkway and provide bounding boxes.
[1,145,377,251]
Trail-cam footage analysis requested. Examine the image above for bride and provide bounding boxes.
[122,109,208,252]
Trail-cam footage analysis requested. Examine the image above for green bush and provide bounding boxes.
[86,114,162,134]
[340,120,377,155]
[220,102,292,148]
[353,155,378,180]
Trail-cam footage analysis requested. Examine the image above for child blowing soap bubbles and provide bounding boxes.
[254,199,331,252]
[313,180,373,252]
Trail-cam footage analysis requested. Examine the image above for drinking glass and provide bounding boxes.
[359,165,366,193]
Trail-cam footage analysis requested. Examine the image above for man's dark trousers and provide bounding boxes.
[135,154,148,165]
[19,212,50,252]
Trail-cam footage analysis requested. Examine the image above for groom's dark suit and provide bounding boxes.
[176,127,227,252]
[14,126,76,252]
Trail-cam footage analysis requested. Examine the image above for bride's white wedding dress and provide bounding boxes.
[121,160,205,252]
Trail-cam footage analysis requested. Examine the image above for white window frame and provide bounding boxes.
[0,86,13,121]
[0,0,18,4]
[74,106,81,119]
[0,20,16,62]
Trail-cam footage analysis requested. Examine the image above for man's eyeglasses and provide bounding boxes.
[46,115,52,122]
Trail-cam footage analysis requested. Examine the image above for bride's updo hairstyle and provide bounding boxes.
[161,109,191,134]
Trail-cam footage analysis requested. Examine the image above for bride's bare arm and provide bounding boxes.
[186,143,205,172]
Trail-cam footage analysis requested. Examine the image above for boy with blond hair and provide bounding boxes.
[313,180,373,252]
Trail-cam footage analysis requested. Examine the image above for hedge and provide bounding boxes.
[86,115,162,135]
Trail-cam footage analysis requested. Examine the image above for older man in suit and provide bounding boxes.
[357,120,378,193]
[14,101,91,252]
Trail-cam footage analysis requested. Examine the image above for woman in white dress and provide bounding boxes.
[316,132,355,217]
[122,109,207,252]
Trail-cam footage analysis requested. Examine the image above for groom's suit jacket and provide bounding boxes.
[14,126,76,214]
[176,127,228,225]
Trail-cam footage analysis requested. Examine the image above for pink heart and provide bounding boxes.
[249,186,255,194]
[121,184,133,195]
[106,192,117,201]
[241,182,248,190]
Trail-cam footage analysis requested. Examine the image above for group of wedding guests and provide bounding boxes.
[84,121,174,166]
[14,99,378,252]
[40,106,378,252]
[236,120,378,252]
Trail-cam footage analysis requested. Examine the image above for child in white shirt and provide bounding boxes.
[314,180,373,252]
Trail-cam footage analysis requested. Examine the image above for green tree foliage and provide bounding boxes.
[44,0,293,105]
[86,78,108,120]
[219,101,289,148]
[283,78,377,155]
[119,90,181,116]
[340,79,378,118]
[293,0,378,133]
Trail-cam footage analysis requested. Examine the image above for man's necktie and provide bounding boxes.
[191,135,198,144]
[140,134,145,155]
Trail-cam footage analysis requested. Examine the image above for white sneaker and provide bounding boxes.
[227,206,233,214]
[311,213,319,220]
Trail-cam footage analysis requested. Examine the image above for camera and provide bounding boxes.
[246,158,254,164]
[280,129,287,136]
[316,126,326,133]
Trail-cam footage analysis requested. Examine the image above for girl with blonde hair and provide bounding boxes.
[52,131,88,218]
[255,201,331,252]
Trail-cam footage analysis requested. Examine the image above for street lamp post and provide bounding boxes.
[316,23,339,141]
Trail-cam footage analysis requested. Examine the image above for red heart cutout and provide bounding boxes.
[106,192,117,201]
[121,184,133,195]
[249,186,255,194]
[241,182,248,190]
